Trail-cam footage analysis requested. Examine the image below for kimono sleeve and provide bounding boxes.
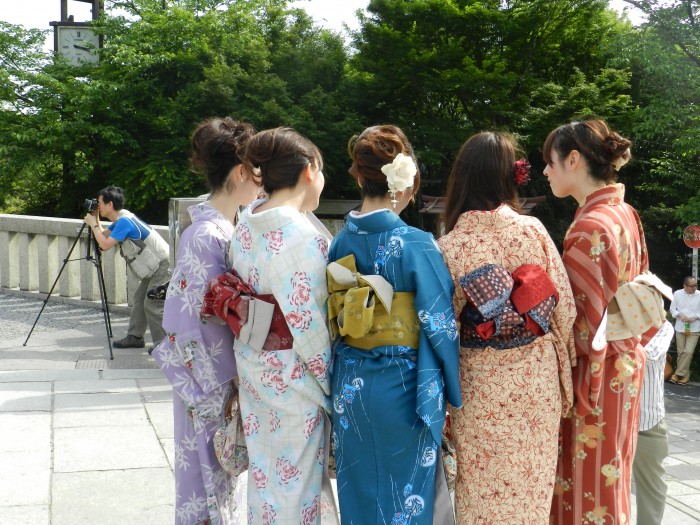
[409,235,462,410]
[268,235,332,396]
[562,217,619,413]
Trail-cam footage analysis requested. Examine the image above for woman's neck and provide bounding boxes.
[254,187,305,214]
[573,179,607,207]
[360,197,392,214]
[208,191,243,223]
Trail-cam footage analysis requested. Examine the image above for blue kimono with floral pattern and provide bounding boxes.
[328,209,462,525]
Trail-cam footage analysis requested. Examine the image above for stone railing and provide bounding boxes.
[0,214,169,306]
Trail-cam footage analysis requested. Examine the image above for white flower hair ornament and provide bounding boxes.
[612,148,631,172]
[380,152,417,208]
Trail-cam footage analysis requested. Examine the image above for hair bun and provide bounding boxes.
[604,132,632,158]
[190,117,255,192]
[239,127,323,195]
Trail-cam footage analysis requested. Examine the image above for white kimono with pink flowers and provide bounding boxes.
[229,201,338,525]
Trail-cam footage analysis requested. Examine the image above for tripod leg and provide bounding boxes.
[88,229,114,360]
[91,233,113,337]
[23,223,86,346]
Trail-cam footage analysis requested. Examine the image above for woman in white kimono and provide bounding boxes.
[228,128,338,524]
[152,117,260,524]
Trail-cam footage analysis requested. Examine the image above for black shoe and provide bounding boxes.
[113,335,145,349]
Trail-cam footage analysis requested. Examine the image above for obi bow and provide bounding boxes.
[201,270,293,351]
[592,272,672,351]
[327,254,419,350]
[459,264,559,350]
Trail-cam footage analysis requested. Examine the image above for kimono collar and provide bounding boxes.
[241,199,308,234]
[453,203,518,231]
[578,183,625,211]
[188,202,235,236]
[346,209,406,234]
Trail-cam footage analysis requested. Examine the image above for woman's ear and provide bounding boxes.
[568,150,581,168]
[301,163,314,183]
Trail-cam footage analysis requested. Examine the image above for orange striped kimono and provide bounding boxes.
[551,184,648,525]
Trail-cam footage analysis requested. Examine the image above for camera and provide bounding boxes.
[84,198,99,212]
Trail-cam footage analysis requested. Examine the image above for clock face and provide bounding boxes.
[57,26,99,66]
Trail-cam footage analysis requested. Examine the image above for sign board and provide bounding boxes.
[683,225,700,249]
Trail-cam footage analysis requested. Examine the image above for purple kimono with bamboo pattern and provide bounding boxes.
[152,202,243,525]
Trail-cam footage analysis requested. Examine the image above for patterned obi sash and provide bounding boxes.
[201,270,293,351]
[327,254,420,351]
[459,264,558,350]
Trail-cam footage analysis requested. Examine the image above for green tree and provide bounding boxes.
[0,0,357,221]
[0,23,65,215]
[612,1,700,282]
[346,0,636,235]
[347,0,633,174]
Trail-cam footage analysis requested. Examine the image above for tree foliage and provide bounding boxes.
[347,0,632,176]
[0,0,357,222]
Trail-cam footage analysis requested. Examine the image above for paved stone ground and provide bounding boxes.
[1,290,699,524]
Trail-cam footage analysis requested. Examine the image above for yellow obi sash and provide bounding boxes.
[327,254,420,351]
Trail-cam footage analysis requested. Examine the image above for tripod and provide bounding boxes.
[24,222,114,359]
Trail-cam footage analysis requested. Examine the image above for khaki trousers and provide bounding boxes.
[674,331,699,378]
[632,418,668,525]
[127,259,170,345]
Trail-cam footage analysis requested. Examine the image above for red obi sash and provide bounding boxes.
[459,264,559,350]
[201,270,293,351]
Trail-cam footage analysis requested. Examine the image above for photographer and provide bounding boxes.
[84,185,170,350]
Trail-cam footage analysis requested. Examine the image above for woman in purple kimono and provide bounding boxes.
[152,117,261,524]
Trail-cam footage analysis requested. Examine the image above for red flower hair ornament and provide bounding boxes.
[513,158,530,186]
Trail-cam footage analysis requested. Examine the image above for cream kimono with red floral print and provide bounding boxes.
[551,184,648,525]
[438,204,575,525]
[228,201,338,525]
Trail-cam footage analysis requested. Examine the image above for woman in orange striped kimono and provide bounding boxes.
[543,120,648,525]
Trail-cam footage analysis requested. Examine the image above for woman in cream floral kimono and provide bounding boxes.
[438,131,575,524]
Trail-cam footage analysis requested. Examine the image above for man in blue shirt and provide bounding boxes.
[84,186,171,349]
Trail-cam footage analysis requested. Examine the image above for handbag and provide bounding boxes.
[442,435,457,492]
[213,387,249,477]
[442,415,457,492]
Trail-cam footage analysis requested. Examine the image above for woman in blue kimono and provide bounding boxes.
[327,125,462,524]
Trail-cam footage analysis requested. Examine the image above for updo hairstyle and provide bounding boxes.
[543,119,632,183]
[443,132,521,234]
[239,127,323,195]
[348,125,420,199]
[190,117,256,194]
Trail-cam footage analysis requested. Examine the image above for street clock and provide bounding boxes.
[50,0,103,66]
[56,24,99,65]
